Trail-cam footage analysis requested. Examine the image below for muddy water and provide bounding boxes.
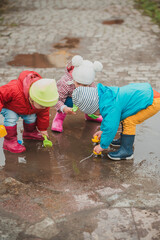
[7,37,80,68]
[0,111,107,185]
[102,19,124,25]
[7,50,73,68]
[0,110,160,188]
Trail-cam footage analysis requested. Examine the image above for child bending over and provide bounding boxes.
[72,83,160,160]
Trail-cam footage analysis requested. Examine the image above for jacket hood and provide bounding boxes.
[97,83,119,116]
[63,62,74,85]
[17,71,42,99]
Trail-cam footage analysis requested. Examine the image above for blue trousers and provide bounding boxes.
[65,97,73,108]
[1,108,37,127]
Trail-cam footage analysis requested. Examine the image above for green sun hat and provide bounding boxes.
[29,78,59,107]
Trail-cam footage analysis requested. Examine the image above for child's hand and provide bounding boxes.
[94,144,104,154]
[93,130,103,140]
[40,130,49,138]
[63,106,76,115]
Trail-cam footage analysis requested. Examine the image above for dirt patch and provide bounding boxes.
[102,19,124,25]
[0,0,8,16]
[7,50,73,68]
[7,37,81,68]
[53,37,80,49]
[0,0,8,9]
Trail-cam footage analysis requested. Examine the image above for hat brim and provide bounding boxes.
[29,87,59,107]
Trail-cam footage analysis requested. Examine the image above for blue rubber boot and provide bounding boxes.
[110,134,122,147]
[108,134,135,160]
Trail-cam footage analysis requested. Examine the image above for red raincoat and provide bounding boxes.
[0,70,50,131]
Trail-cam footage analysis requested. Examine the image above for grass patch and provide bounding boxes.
[135,0,160,26]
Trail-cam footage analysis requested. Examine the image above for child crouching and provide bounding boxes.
[0,70,59,153]
[51,55,103,133]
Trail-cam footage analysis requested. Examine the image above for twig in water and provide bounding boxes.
[80,153,94,163]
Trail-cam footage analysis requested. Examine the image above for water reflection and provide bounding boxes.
[2,141,52,183]
[7,50,73,68]
[102,19,124,25]
[0,111,160,187]
[7,37,80,68]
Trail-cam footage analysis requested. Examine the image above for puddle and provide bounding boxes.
[7,37,80,68]
[53,37,80,49]
[102,19,124,25]
[0,110,160,231]
[7,50,73,68]
[0,110,160,188]
[0,110,119,186]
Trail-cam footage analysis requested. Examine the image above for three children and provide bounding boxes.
[1,56,159,161]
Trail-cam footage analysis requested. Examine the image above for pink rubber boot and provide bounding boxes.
[23,122,43,140]
[84,114,103,123]
[3,125,26,153]
[51,112,66,132]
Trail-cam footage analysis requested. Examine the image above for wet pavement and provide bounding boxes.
[0,0,160,239]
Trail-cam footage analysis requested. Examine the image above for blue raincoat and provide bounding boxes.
[97,83,153,149]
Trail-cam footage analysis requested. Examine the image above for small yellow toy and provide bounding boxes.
[91,135,100,143]
[0,125,7,138]
[80,136,102,163]
[93,150,102,156]
[92,136,102,156]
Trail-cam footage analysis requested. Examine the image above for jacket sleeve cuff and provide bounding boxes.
[60,105,66,113]
[100,142,109,150]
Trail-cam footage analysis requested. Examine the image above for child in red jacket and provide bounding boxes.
[0,70,59,153]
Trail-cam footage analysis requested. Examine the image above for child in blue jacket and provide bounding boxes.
[72,83,160,160]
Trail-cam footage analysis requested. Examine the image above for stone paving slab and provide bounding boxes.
[0,0,160,239]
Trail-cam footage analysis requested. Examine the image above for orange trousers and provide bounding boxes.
[122,97,160,135]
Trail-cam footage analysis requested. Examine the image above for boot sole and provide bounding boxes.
[51,128,63,133]
[107,153,133,161]
[23,136,43,140]
[3,147,26,153]
[85,118,102,123]
[110,143,120,147]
